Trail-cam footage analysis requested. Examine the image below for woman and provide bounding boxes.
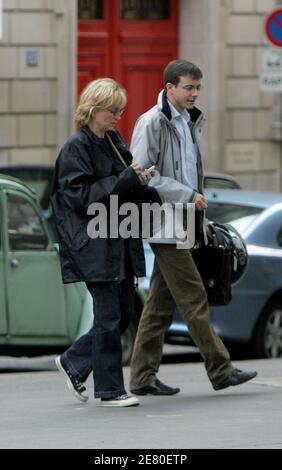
[51,78,159,407]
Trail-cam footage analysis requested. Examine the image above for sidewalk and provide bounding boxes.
[0,357,282,449]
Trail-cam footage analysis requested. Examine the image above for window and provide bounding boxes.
[78,0,103,19]
[122,0,170,19]
[204,177,241,190]
[207,203,262,224]
[207,203,263,233]
[7,193,48,251]
[0,166,54,210]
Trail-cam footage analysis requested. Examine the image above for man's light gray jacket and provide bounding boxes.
[130,89,206,205]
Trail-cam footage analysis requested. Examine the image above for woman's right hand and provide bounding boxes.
[131,163,152,186]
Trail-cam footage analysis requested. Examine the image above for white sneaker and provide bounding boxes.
[55,356,89,402]
[100,394,139,407]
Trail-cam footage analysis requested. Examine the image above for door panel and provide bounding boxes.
[77,41,111,97]
[5,191,68,338]
[77,0,178,141]
[121,56,173,137]
[7,253,67,337]
[78,0,112,97]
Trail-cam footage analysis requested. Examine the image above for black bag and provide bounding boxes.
[192,223,233,306]
[192,245,232,305]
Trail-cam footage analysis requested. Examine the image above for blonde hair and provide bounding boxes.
[75,78,127,126]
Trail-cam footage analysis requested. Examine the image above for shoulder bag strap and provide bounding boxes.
[106,132,128,168]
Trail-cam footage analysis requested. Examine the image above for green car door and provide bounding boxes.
[3,189,68,341]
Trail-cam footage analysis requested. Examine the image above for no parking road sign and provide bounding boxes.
[260,9,282,91]
[265,9,282,47]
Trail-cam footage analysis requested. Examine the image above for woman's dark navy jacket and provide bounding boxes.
[51,126,160,283]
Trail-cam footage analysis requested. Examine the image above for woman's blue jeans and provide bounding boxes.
[61,273,135,399]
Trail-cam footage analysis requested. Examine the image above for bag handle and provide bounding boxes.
[106,132,128,168]
[208,223,226,247]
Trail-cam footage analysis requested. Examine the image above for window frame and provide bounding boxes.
[4,189,52,253]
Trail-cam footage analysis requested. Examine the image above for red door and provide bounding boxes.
[78,0,178,142]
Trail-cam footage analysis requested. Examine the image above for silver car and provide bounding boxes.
[139,189,282,358]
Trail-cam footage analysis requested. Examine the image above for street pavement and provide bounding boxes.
[0,353,281,449]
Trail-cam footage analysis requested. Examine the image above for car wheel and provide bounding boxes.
[253,303,282,358]
[121,322,137,366]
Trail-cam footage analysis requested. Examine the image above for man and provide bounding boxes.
[129,59,257,395]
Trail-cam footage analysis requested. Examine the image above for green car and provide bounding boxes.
[0,174,139,364]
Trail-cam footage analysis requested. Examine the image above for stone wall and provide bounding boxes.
[225,0,281,190]
[0,0,76,166]
[180,0,281,190]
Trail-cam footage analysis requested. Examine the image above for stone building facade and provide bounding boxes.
[225,0,280,190]
[0,0,281,191]
[0,0,76,166]
[180,0,281,191]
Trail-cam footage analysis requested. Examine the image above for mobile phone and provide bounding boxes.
[147,165,156,176]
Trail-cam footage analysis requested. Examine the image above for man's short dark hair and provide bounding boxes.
[163,59,203,86]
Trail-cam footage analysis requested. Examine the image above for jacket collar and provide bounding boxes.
[80,126,104,146]
[78,126,132,168]
[158,89,202,124]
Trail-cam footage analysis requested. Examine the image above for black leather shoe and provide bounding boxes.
[131,378,180,396]
[214,368,257,391]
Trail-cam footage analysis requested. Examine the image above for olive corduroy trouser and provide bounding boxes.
[130,244,234,390]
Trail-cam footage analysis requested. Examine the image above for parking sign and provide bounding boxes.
[265,8,282,47]
[260,48,282,92]
[260,10,282,91]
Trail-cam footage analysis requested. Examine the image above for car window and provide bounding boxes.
[7,193,48,251]
[207,203,263,232]
[23,180,49,201]
[204,178,239,190]
[20,175,52,210]
[0,167,53,210]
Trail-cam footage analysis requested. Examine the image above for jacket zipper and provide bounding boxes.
[190,114,204,144]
